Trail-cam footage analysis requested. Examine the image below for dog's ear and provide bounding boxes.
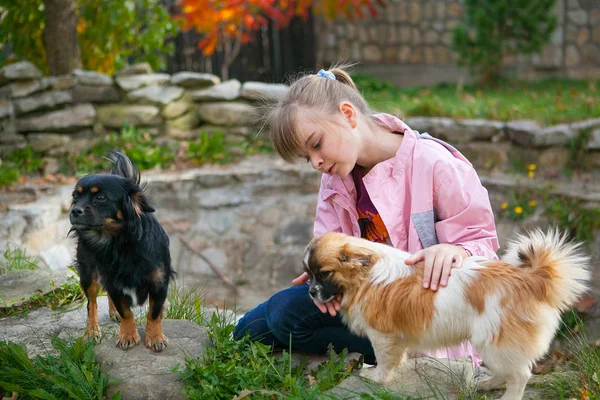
[340,244,374,268]
[123,185,154,240]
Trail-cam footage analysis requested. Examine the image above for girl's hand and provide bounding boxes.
[292,272,342,317]
[404,244,468,291]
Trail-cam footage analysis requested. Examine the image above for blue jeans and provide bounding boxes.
[234,284,375,363]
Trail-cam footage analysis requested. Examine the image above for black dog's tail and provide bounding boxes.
[106,150,141,185]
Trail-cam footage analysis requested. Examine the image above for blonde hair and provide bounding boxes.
[267,67,375,163]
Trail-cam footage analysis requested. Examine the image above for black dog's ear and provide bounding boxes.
[123,184,155,240]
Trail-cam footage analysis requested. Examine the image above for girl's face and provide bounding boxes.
[296,104,361,177]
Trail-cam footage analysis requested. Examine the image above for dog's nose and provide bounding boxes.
[71,207,84,217]
[309,288,318,298]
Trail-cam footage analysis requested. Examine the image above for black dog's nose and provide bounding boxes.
[71,207,84,217]
[309,288,318,298]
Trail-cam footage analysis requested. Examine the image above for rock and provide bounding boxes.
[327,357,474,399]
[241,81,288,102]
[506,120,542,147]
[161,100,192,120]
[0,268,74,307]
[48,75,77,90]
[96,104,161,128]
[13,90,73,115]
[7,80,44,98]
[197,102,258,126]
[588,128,600,150]
[46,129,99,155]
[115,74,171,91]
[16,104,96,132]
[171,72,220,88]
[72,69,113,86]
[127,84,184,105]
[26,133,71,153]
[0,61,42,85]
[166,111,200,131]
[0,99,13,119]
[189,79,241,101]
[95,319,209,400]
[72,85,120,103]
[115,62,153,77]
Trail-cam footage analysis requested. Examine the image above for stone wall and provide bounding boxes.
[0,61,287,158]
[322,0,600,85]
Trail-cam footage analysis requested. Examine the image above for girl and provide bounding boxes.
[234,67,499,367]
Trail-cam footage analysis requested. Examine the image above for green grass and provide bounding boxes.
[0,245,40,275]
[0,125,273,188]
[0,275,85,318]
[354,75,600,125]
[0,337,121,400]
[166,286,360,399]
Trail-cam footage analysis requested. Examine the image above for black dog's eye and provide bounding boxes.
[96,194,106,201]
[72,193,79,201]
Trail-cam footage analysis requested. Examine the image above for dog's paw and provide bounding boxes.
[85,324,101,342]
[477,375,505,391]
[145,332,168,352]
[116,330,141,350]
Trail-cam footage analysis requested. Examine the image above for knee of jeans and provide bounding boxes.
[233,306,269,341]
[265,291,314,345]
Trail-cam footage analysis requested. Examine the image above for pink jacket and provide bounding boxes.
[313,113,500,366]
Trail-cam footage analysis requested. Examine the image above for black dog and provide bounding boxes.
[69,150,174,351]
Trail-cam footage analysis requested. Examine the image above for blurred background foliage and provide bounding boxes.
[0,0,178,75]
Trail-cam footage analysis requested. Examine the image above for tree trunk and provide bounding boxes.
[43,0,82,75]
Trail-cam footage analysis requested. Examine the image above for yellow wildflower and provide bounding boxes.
[528,164,537,171]
[528,171,535,178]
[514,206,523,214]
[529,200,537,207]
[501,202,508,209]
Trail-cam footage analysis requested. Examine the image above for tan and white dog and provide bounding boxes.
[303,229,590,400]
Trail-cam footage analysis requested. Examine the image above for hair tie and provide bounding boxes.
[317,69,336,80]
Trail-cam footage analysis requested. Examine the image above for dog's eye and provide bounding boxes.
[72,193,79,201]
[320,270,332,278]
[96,194,106,201]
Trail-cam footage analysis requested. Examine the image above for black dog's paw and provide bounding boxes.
[116,329,141,350]
[145,332,168,352]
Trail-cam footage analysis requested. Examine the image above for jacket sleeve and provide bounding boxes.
[433,160,500,260]
[313,177,342,237]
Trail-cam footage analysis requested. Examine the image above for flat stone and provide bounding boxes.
[96,104,161,128]
[197,102,258,126]
[127,84,184,105]
[13,90,73,115]
[26,133,71,153]
[8,80,44,98]
[241,81,288,102]
[0,61,42,85]
[506,120,542,146]
[189,79,241,101]
[72,85,120,103]
[116,74,171,91]
[161,100,192,120]
[115,63,153,77]
[72,69,113,86]
[0,268,74,307]
[95,319,209,400]
[171,72,220,88]
[16,104,96,133]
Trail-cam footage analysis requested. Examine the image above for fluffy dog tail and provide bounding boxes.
[501,228,591,312]
[107,150,140,185]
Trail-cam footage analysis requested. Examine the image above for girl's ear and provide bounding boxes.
[340,102,357,129]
